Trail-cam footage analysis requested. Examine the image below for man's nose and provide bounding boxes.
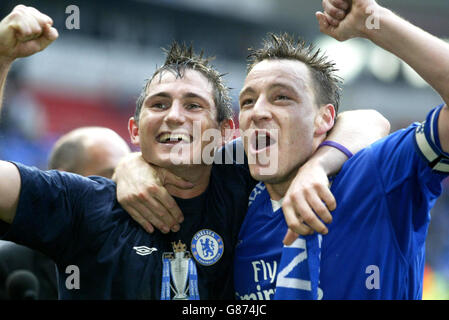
[165,101,186,125]
[251,96,272,122]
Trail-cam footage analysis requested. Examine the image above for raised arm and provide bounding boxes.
[318,0,449,150]
[282,108,389,244]
[0,63,10,106]
[0,5,58,224]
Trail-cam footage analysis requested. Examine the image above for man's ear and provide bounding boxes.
[128,117,140,146]
[314,104,335,136]
[220,119,235,146]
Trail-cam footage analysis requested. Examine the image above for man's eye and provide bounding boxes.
[276,95,290,101]
[241,99,254,107]
[187,103,201,110]
[152,103,168,110]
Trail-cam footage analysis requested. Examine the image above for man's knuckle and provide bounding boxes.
[137,191,148,201]
[146,184,159,193]
[302,214,314,224]
[329,7,339,16]
[301,187,312,197]
[282,198,292,208]
[308,181,320,188]
[126,193,137,202]
[316,206,327,216]
[31,26,41,34]
[287,221,301,231]
[13,5,26,12]
[155,208,167,218]
[143,212,156,222]
[8,11,21,21]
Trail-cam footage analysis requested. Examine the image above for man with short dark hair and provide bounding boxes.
[234,0,449,299]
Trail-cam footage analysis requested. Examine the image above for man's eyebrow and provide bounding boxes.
[144,91,212,105]
[239,82,301,100]
[239,87,256,98]
[183,92,211,103]
[269,82,300,93]
[145,92,171,103]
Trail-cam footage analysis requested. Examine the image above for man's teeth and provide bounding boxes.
[159,133,190,143]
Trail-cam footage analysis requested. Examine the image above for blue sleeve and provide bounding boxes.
[414,105,449,173]
[369,104,448,256]
[0,163,116,265]
[372,104,448,194]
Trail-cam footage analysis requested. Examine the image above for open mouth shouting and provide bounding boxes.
[249,129,278,154]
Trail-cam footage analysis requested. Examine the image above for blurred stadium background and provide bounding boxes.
[0,0,448,299]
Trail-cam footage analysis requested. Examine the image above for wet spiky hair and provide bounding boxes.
[135,41,233,124]
[247,33,342,113]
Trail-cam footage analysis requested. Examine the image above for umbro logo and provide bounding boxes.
[133,246,158,256]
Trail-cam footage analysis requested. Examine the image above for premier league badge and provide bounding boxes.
[191,229,224,266]
[161,240,199,300]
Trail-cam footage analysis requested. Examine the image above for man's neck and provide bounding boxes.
[165,164,212,199]
[265,178,293,201]
[265,135,328,201]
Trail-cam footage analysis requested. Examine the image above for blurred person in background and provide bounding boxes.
[0,126,130,299]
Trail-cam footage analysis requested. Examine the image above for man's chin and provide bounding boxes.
[151,154,209,168]
[249,166,281,183]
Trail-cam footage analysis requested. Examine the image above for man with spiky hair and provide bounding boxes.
[234,0,449,300]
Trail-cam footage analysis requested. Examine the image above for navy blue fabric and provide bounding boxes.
[0,140,255,299]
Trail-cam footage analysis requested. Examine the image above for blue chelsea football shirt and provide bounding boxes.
[234,105,449,300]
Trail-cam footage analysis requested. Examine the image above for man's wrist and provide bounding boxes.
[309,144,349,176]
[359,5,392,40]
[0,56,14,69]
[0,59,12,74]
[318,141,353,159]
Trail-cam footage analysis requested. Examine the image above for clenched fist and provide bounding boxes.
[316,0,382,41]
[0,5,58,64]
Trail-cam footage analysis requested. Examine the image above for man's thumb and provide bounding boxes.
[283,229,300,246]
[316,11,331,35]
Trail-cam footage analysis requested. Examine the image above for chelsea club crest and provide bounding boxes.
[191,229,224,266]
